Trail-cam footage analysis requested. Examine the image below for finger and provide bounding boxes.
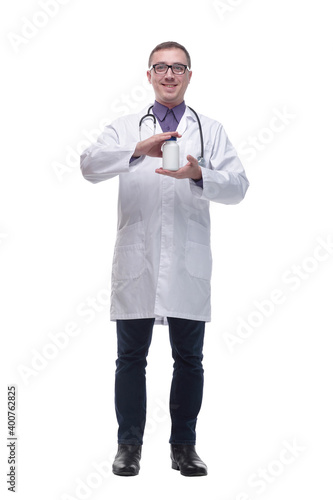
[186,154,197,164]
[165,131,182,137]
[155,168,177,177]
[157,131,182,141]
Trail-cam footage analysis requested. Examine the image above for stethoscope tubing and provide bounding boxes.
[139,105,204,160]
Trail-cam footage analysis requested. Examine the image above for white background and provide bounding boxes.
[1,0,332,499]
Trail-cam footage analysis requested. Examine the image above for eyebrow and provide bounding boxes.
[153,61,187,65]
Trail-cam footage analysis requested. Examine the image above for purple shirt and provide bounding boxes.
[152,100,186,132]
[131,101,203,187]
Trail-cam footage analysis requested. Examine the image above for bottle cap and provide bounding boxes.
[167,137,177,141]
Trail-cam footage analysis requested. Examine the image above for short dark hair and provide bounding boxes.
[148,41,191,69]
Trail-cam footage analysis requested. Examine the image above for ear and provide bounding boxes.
[147,70,152,84]
[188,70,193,83]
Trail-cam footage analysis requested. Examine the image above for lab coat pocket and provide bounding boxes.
[185,220,212,280]
[112,221,145,281]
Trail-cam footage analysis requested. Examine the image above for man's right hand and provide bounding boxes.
[133,131,182,159]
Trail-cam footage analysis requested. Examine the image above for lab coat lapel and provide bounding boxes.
[178,106,196,136]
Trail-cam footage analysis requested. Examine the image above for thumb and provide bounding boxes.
[187,154,197,164]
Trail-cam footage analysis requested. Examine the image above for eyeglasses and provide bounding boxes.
[150,63,188,75]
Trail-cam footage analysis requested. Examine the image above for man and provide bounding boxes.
[80,41,249,476]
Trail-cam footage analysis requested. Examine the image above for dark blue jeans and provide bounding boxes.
[115,317,205,445]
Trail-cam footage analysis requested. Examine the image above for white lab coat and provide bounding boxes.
[80,105,249,325]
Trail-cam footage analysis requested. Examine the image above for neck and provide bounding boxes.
[155,99,183,109]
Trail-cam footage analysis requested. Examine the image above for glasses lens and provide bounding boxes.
[155,64,168,73]
[172,64,186,75]
[153,64,186,74]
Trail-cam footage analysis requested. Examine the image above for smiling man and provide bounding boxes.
[80,41,249,477]
[148,47,192,107]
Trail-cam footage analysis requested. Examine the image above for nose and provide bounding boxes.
[165,66,174,77]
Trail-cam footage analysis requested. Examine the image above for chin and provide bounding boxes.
[162,93,179,102]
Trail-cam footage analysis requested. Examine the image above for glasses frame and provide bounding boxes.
[150,63,188,75]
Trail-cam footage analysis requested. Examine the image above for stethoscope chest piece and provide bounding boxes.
[197,156,206,168]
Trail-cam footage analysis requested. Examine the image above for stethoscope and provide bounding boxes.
[139,105,206,167]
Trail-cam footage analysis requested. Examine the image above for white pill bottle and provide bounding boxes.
[162,137,179,171]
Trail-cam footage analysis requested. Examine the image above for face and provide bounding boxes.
[147,48,192,108]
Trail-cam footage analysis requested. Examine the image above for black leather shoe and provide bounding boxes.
[112,444,142,476]
[171,444,207,476]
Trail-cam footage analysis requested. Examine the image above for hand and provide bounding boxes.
[133,131,182,158]
[155,155,202,181]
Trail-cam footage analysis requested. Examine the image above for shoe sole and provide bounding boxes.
[112,470,139,476]
[112,466,140,477]
[171,460,207,476]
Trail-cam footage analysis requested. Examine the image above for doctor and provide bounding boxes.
[80,41,249,477]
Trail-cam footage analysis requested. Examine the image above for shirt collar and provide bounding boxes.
[152,100,186,123]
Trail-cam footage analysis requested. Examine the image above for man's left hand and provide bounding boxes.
[155,155,202,181]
